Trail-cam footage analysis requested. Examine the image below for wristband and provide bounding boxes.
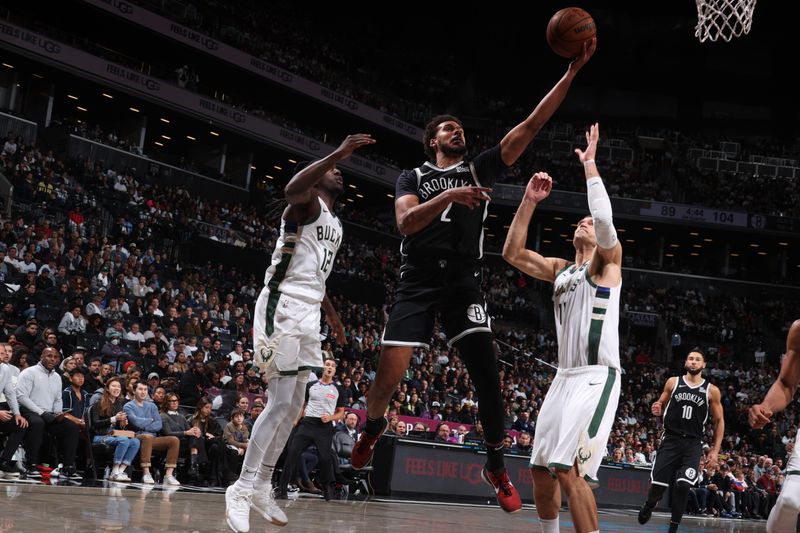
[583,159,595,166]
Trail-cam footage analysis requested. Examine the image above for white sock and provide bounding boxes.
[112,465,121,475]
[539,516,559,533]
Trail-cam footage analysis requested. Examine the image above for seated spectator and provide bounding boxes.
[125,323,146,343]
[16,347,80,478]
[90,377,140,481]
[244,399,263,433]
[223,408,249,484]
[513,431,533,455]
[434,423,456,444]
[0,342,27,478]
[188,397,226,486]
[123,381,180,485]
[61,368,89,432]
[464,420,484,444]
[159,392,203,480]
[511,409,534,434]
[179,361,210,406]
[100,331,129,371]
[150,384,167,411]
[57,305,86,336]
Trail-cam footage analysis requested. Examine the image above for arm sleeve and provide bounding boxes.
[16,372,43,415]
[1,371,20,415]
[148,403,163,432]
[304,381,314,404]
[586,176,618,249]
[470,145,507,188]
[336,386,346,409]
[395,170,419,199]
[123,402,145,429]
[62,389,72,414]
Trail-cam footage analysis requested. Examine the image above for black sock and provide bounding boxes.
[670,482,691,526]
[668,521,679,533]
[364,416,385,436]
[486,443,505,472]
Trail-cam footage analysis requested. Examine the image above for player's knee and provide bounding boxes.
[554,468,581,492]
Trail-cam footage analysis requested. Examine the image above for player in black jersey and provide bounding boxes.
[351,39,597,514]
[638,349,724,533]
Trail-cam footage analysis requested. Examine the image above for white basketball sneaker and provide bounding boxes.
[250,484,288,526]
[225,484,253,533]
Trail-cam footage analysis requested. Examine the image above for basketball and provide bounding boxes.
[546,7,596,58]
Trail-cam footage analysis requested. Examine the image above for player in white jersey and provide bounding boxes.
[226,133,375,533]
[750,319,800,533]
[503,123,622,533]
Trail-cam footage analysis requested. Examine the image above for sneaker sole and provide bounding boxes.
[250,502,288,526]
[480,469,522,513]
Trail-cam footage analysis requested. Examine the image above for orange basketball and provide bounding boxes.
[546,7,596,58]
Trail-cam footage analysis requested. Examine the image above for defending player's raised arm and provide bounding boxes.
[284,134,375,206]
[502,172,568,282]
[706,384,724,466]
[651,376,677,417]
[576,123,622,267]
[498,39,595,166]
[749,320,800,429]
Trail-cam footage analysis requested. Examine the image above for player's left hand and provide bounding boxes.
[321,413,331,423]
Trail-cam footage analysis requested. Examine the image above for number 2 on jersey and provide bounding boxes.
[440,202,453,222]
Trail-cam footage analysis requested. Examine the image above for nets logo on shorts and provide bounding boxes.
[466,304,486,324]
[685,467,696,480]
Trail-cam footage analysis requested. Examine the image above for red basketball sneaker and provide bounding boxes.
[481,467,522,513]
[350,417,388,469]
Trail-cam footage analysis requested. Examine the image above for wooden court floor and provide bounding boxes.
[0,480,770,532]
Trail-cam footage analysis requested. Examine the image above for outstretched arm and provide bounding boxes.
[499,39,596,166]
[502,172,568,282]
[576,123,622,284]
[749,320,800,428]
[284,134,375,206]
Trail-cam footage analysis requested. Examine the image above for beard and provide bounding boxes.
[685,365,703,376]
[440,142,467,158]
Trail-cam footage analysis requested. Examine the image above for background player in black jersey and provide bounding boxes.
[351,39,596,513]
[638,349,724,533]
[749,319,800,533]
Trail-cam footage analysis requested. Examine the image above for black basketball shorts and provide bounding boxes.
[381,259,492,348]
[650,435,704,487]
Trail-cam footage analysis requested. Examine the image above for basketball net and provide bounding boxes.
[695,0,757,42]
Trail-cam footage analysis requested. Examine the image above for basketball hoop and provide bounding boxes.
[695,0,757,42]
